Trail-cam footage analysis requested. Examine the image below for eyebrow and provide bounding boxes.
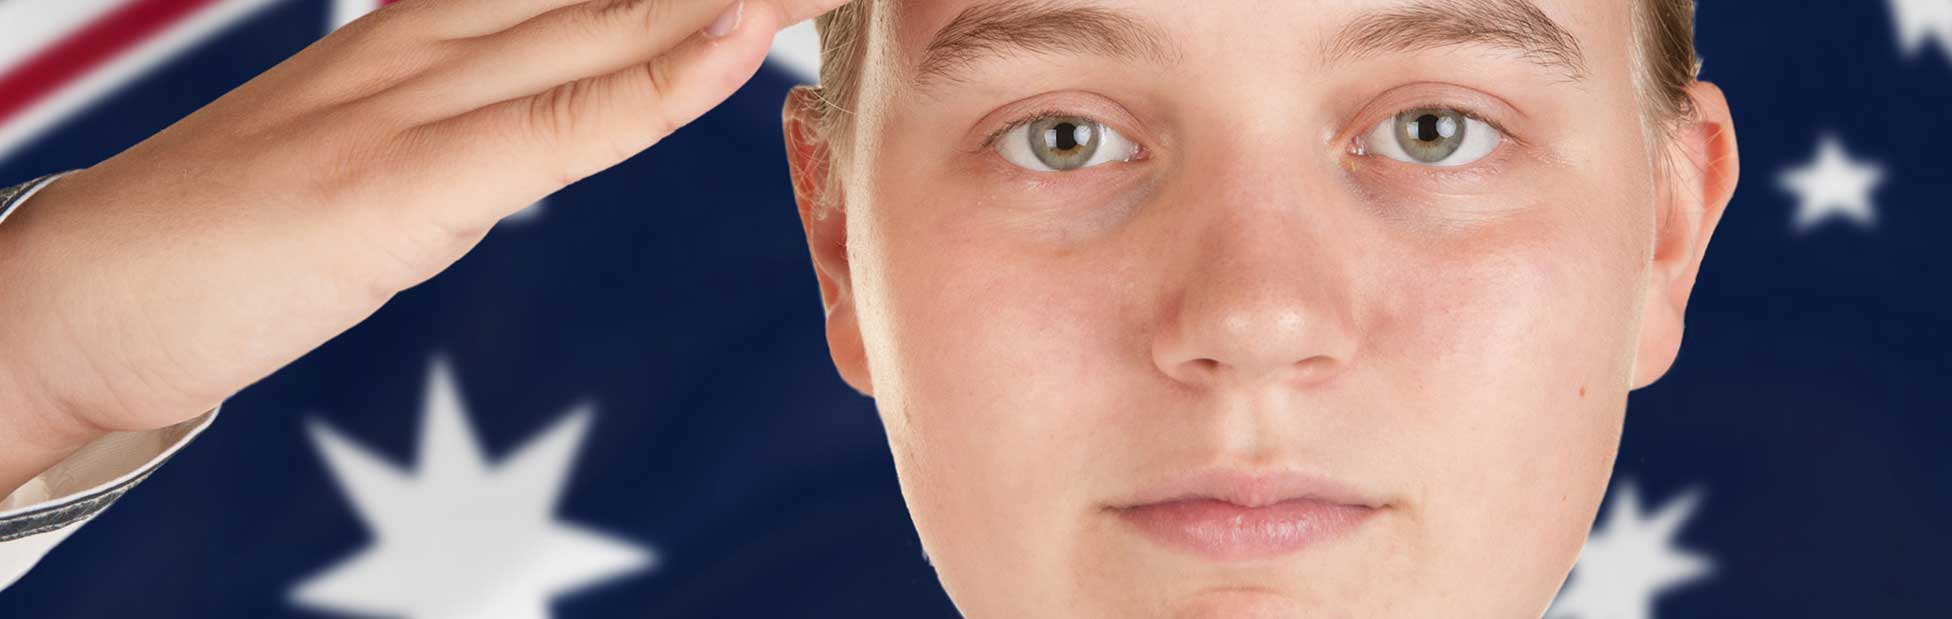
[913,1,1182,87]
[911,0,1587,91]
[1324,0,1589,80]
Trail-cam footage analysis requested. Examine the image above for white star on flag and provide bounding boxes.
[292,357,654,619]
[503,198,548,225]
[331,0,382,31]
[1779,134,1885,233]
[1546,480,1713,619]
[1890,0,1952,63]
[771,20,824,82]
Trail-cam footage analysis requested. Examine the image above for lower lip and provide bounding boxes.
[1112,498,1377,562]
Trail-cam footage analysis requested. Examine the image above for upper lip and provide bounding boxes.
[1108,466,1387,510]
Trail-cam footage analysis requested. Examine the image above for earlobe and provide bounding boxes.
[782,86,873,397]
[1631,82,1741,389]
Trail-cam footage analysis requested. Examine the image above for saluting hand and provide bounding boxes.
[0,0,846,491]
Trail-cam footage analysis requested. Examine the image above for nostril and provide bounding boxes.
[1190,358,1222,378]
[1287,354,1346,386]
[1161,357,1224,386]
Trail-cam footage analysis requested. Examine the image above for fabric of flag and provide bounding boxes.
[0,0,1947,617]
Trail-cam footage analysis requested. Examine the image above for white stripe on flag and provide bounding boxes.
[0,0,132,73]
[0,0,287,162]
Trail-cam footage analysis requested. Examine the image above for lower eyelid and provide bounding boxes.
[1359,147,1514,189]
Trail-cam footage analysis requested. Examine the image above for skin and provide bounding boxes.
[781,0,1738,617]
[0,0,1737,616]
[0,0,851,497]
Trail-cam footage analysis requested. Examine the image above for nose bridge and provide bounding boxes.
[1150,151,1362,391]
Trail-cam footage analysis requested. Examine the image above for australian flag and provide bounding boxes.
[0,0,1948,617]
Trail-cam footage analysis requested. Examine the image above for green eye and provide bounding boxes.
[1362,107,1502,167]
[996,115,1140,172]
[1030,116,1101,169]
[1394,109,1465,162]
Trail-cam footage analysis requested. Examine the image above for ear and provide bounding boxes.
[1631,82,1740,389]
[783,85,873,397]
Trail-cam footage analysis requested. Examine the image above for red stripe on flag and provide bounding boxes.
[0,0,221,127]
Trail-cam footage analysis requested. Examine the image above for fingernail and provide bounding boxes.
[705,1,743,38]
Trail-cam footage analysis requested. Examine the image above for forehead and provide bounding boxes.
[872,0,1633,86]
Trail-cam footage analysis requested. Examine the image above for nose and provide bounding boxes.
[1149,170,1361,392]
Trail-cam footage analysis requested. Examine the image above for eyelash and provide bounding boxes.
[1356,102,1523,151]
[979,107,1090,151]
[973,100,1521,161]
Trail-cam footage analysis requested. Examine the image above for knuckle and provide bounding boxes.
[304,147,385,216]
[336,1,412,40]
[598,0,674,34]
[525,80,588,144]
[328,135,482,295]
[640,61,682,138]
[364,0,434,28]
[642,56,676,105]
[310,10,457,106]
[358,215,461,299]
[522,78,627,181]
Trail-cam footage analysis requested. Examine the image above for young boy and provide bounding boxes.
[0,0,1738,615]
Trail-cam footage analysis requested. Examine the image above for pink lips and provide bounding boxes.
[1107,469,1383,562]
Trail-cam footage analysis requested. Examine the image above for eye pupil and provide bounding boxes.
[1411,114,1461,143]
[1050,122,1081,150]
[1043,121,1095,153]
[1392,109,1468,163]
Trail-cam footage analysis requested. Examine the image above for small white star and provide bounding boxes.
[1779,134,1885,233]
[1546,480,1713,619]
[1890,0,1952,63]
[330,0,379,31]
[502,198,548,225]
[292,357,653,619]
[770,20,824,83]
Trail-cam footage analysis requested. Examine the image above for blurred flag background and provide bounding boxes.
[0,0,1947,617]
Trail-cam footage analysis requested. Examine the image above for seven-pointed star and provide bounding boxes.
[1890,0,1952,63]
[291,357,654,619]
[1546,480,1714,619]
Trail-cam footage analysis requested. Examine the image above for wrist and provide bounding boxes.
[0,170,78,227]
[0,170,109,498]
[0,367,106,500]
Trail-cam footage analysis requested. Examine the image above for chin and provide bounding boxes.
[1162,588,1310,619]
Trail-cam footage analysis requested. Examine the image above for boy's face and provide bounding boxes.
[784,0,1737,616]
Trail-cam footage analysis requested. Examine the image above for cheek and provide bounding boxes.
[851,173,1138,610]
[1368,186,1648,598]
